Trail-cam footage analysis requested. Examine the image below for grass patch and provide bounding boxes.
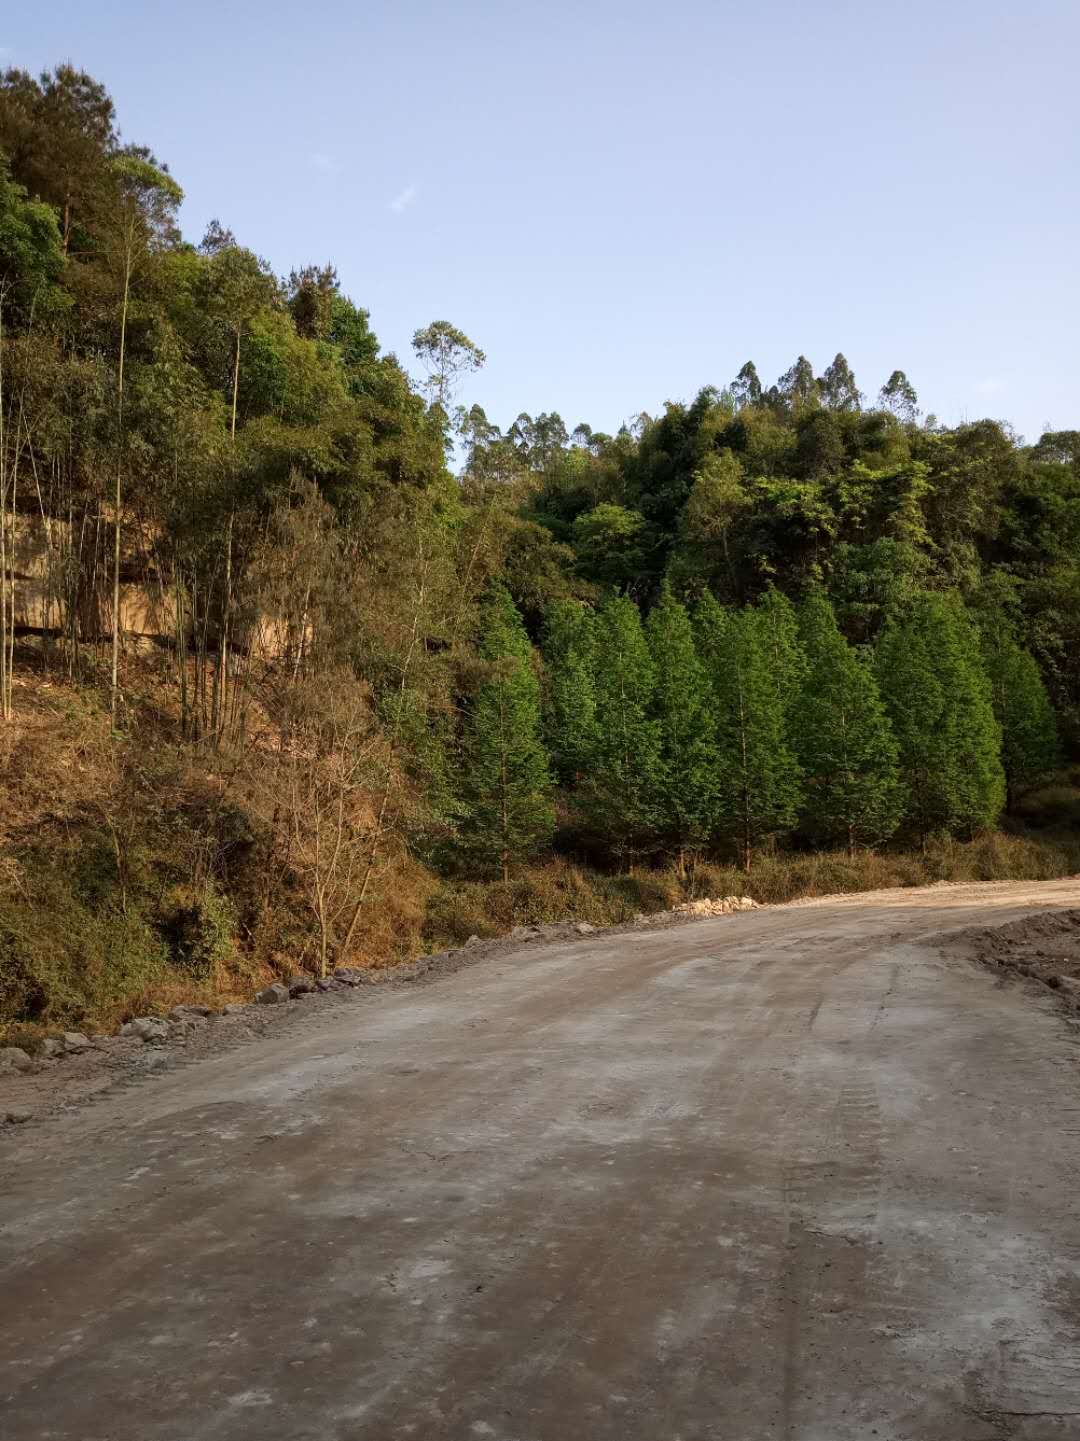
[423,831,1080,952]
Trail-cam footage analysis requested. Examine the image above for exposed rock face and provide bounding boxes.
[287,975,316,997]
[63,1033,93,1053]
[0,1048,33,1072]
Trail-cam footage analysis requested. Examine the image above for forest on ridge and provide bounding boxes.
[1,65,1078,1031]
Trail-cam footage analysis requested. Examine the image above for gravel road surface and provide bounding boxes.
[2,879,1080,1440]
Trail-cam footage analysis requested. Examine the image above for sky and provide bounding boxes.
[4,0,1079,442]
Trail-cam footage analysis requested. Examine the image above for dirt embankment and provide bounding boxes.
[958,908,1080,1016]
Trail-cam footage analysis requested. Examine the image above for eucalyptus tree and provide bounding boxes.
[104,149,183,722]
[411,319,485,414]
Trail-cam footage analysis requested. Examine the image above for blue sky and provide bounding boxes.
[4,0,1078,441]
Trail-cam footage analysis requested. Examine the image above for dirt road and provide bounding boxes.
[3,880,1080,1440]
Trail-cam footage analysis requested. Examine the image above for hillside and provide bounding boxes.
[1,64,1079,1039]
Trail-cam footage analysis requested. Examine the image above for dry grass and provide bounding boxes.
[423,832,1080,952]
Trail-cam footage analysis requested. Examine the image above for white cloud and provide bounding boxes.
[309,152,339,175]
[389,183,418,214]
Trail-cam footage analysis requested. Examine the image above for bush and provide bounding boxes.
[160,881,238,980]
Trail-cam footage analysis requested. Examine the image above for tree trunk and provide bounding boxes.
[110,229,133,726]
[0,287,9,723]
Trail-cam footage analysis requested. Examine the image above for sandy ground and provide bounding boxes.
[2,878,1080,1440]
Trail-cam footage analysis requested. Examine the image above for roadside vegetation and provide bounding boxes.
[1,65,1078,1039]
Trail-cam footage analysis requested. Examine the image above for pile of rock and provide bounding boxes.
[2,1032,93,1071]
[672,895,762,918]
[255,968,362,1005]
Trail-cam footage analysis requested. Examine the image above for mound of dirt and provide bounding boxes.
[960,908,1080,1012]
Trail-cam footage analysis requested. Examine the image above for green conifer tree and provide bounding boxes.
[581,594,661,868]
[980,621,1059,809]
[793,592,902,853]
[461,585,554,879]
[645,583,717,869]
[755,585,808,727]
[877,595,1005,844]
[696,593,802,871]
[542,600,599,785]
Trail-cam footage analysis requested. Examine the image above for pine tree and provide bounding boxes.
[542,600,599,785]
[877,595,1005,844]
[581,594,661,868]
[696,593,802,870]
[461,585,554,879]
[939,600,1006,834]
[793,592,901,853]
[645,583,717,868]
[980,620,1059,809]
[755,586,808,727]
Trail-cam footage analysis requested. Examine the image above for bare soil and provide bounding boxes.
[956,908,1080,1017]
[0,908,752,1128]
[2,879,1080,1439]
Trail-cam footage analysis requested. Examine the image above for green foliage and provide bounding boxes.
[754,585,807,719]
[696,593,802,870]
[646,584,717,859]
[877,595,1005,842]
[793,592,902,851]
[161,880,238,979]
[979,617,1059,804]
[0,152,67,321]
[578,593,661,865]
[572,502,649,588]
[460,585,554,878]
[542,600,599,784]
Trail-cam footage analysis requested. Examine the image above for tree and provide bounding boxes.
[980,620,1059,808]
[197,231,277,738]
[287,262,338,340]
[877,595,1005,844]
[696,593,802,870]
[793,592,901,853]
[878,370,919,424]
[104,149,183,722]
[0,64,116,253]
[754,586,808,725]
[508,411,569,473]
[542,600,599,784]
[672,450,749,599]
[730,361,762,409]
[776,355,819,410]
[275,676,381,978]
[646,584,717,868]
[581,594,661,867]
[411,319,485,413]
[0,156,66,721]
[819,353,862,412]
[460,585,554,879]
[571,503,649,590]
